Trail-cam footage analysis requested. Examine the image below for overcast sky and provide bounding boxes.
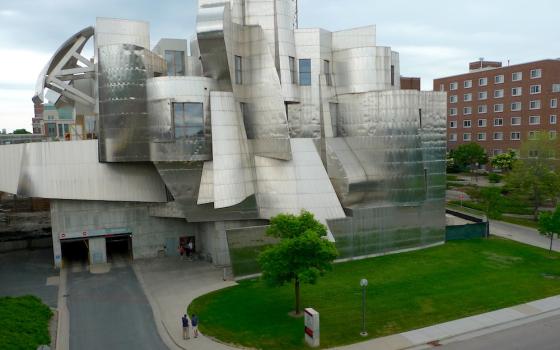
[1,0,558,132]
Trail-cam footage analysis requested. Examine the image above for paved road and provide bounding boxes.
[0,248,58,307]
[440,313,560,350]
[66,261,168,350]
[490,220,560,252]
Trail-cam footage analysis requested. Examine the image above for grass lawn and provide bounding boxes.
[189,238,560,349]
[0,295,53,350]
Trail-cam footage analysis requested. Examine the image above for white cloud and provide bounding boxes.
[0,9,19,17]
[0,49,51,86]
[0,89,34,132]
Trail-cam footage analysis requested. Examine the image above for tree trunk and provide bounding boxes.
[550,233,554,252]
[295,278,301,315]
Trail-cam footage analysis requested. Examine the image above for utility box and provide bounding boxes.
[304,308,320,347]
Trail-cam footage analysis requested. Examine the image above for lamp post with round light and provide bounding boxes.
[360,278,368,336]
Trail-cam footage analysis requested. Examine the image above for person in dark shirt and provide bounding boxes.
[191,314,199,338]
[181,314,190,340]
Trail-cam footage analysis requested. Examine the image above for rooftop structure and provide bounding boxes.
[0,0,446,274]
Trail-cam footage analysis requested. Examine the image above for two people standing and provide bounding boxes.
[181,314,199,340]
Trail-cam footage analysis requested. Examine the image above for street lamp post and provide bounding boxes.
[360,278,368,337]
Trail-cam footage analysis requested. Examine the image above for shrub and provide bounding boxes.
[488,173,503,183]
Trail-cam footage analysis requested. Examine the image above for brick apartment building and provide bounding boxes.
[434,59,560,156]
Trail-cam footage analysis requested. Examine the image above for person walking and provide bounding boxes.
[187,240,194,260]
[191,314,199,338]
[181,314,190,340]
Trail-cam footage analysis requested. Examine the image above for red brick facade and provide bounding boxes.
[434,59,560,156]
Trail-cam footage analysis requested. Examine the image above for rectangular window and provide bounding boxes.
[449,95,458,103]
[450,82,458,90]
[530,84,541,94]
[529,116,541,125]
[463,106,472,115]
[390,65,395,86]
[530,68,542,79]
[449,108,457,116]
[478,105,487,114]
[463,133,472,141]
[450,121,457,128]
[494,118,503,126]
[477,132,486,141]
[289,56,297,84]
[511,102,522,111]
[478,91,488,100]
[463,120,472,128]
[553,84,560,93]
[494,74,504,84]
[57,124,63,138]
[324,60,332,86]
[511,117,521,126]
[493,132,504,140]
[299,59,311,86]
[511,132,521,140]
[529,100,541,110]
[494,103,504,112]
[173,102,204,138]
[528,131,537,140]
[464,93,472,102]
[511,87,522,96]
[479,77,488,86]
[164,50,185,76]
[494,89,504,98]
[449,133,457,142]
[478,119,487,127]
[234,55,243,84]
[512,72,522,81]
[550,115,557,125]
[46,123,56,137]
[551,99,558,108]
[464,80,472,88]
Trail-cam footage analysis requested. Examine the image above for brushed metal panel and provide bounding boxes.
[0,144,24,194]
[12,140,167,202]
[97,44,166,162]
[95,18,150,51]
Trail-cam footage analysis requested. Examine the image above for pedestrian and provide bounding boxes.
[181,314,190,340]
[191,314,199,338]
[187,240,194,260]
[179,244,185,260]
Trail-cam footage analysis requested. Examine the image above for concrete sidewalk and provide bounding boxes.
[489,220,560,252]
[133,258,236,350]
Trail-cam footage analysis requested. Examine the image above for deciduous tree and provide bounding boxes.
[538,206,560,252]
[258,211,338,315]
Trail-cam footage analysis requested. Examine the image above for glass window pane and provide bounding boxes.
[165,51,175,76]
[175,51,185,76]
[299,59,311,86]
[57,124,63,137]
[173,102,204,138]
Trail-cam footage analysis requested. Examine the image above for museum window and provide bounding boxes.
[173,102,204,139]
[164,50,185,76]
[324,60,332,86]
[289,56,297,84]
[235,55,243,85]
[299,59,311,86]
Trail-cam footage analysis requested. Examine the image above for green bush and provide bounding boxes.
[488,173,503,183]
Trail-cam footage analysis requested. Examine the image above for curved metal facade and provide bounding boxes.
[16,1,447,269]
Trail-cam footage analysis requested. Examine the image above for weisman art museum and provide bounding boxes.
[0,0,446,276]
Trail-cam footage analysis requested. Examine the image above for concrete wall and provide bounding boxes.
[50,200,199,268]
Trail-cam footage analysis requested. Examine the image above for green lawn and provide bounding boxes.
[0,296,53,350]
[189,238,560,349]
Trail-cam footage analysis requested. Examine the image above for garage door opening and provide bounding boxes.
[106,234,132,263]
[60,239,89,265]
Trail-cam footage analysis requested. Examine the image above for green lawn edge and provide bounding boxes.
[189,238,560,350]
[0,295,53,350]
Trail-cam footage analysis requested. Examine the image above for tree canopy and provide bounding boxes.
[538,206,560,252]
[506,133,560,219]
[491,150,517,172]
[12,129,31,134]
[450,143,488,172]
[258,211,338,315]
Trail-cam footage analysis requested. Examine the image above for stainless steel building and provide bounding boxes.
[0,0,446,274]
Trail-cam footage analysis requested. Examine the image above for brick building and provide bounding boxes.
[434,59,560,156]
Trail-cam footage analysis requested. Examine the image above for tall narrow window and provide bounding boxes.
[299,59,311,86]
[234,55,243,85]
[289,56,297,84]
[164,50,185,76]
[324,60,332,86]
[173,102,204,138]
[390,65,395,86]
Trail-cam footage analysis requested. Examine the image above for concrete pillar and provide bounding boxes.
[88,237,107,265]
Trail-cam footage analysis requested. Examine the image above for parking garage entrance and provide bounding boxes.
[60,238,89,265]
[106,234,132,262]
